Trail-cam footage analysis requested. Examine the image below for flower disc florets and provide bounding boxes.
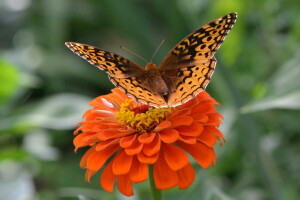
[115,99,172,134]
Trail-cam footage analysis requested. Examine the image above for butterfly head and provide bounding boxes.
[145,62,157,71]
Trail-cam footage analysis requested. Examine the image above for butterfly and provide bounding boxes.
[66,12,237,108]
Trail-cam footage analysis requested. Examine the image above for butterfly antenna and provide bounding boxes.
[120,45,148,64]
[150,39,165,63]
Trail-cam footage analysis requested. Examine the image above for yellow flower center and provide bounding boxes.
[115,99,171,133]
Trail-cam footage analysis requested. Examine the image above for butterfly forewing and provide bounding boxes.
[159,12,237,71]
[65,42,146,78]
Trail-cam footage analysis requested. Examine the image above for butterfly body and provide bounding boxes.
[145,63,169,96]
[66,12,237,108]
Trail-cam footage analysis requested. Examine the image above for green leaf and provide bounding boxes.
[241,52,300,113]
[0,58,19,106]
[0,93,91,132]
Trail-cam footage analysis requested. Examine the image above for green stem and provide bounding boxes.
[149,165,163,200]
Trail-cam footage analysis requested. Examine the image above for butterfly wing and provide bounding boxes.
[163,57,217,107]
[159,12,237,71]
[65,42,167,107]
[65,42,146,78]
[158,12,237,107]
[109,75,167,107]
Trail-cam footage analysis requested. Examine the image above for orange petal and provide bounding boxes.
[177,141,215,169]
[117,175,134,197]
[179,135,197,144]
[176,122,203,137]
[85,169,97,183]
[167,108,191,121]
[164,144,189,171]
[125,139,143,155]
[80,146,96,169]
[171,116,193,127]
[137,151,159,164]
[74,132,96,151]
[197,130,217,147]
[192,102,216,115]
[180,96,199,109]
[155,120,171,131]
[112,150,133,175]
[153,152,178,190]
[143,134,161,156]
[86,144,119,172]
[129,156,149,183]
[100,161,116,193]
[98,129,134,140]
[120,134,136,148]
[207,117,223,126]
[205,126,225,144]
[190,113,209,123]
[95,139,120,151]
[177,163,195,189]
[138,132,155,144]
[158,129,179,143]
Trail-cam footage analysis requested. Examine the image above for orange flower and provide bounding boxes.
[74,88,224,196]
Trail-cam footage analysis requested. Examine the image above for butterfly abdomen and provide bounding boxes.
[146,63,169,96]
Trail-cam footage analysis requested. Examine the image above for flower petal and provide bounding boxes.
[129,156,148,183]
[117,175,133,197]
[205,126,225,144]
[179,135,197,144]
[164,144,189,171]
[80,146,96,169]
[100,161,116,193]
[137,151,159,164]
[167,108,191,121]
[155,120,171,131]
[98,129,134,140]
[192,102,216,115]
[190,113,209,123]
[125,139,143,155]
[138,132,155,144]
[158,129,179,143]
[120,134,136,148]
[74,132,97,151]
[86,144,119,172]
[180,96,199,109]
[153,153,178,190]
[171,116,193,127]
[177,141,215,169]
[112,150,133,175]
[142,134,161,156]
[197,129,217,147]
[177,163,195,189]
[176,122,203,137]
[85,169,97,183]
[95,139,120,151]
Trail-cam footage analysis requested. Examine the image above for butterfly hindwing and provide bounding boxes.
[65,42,146,78]
[109,75,167,107]
[159,12,237,71]
[163,58,217,107]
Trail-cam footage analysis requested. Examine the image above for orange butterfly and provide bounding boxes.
[66,12,237,108]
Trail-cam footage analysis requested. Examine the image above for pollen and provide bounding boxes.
[115,99,171,133]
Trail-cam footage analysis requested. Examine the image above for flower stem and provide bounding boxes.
[149,165,163,200]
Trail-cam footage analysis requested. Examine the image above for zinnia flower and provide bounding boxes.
[74,88,224,196]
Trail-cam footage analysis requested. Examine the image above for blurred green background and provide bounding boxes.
[0,0,300,199]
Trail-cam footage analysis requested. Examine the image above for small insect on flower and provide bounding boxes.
[74,88,225,196]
